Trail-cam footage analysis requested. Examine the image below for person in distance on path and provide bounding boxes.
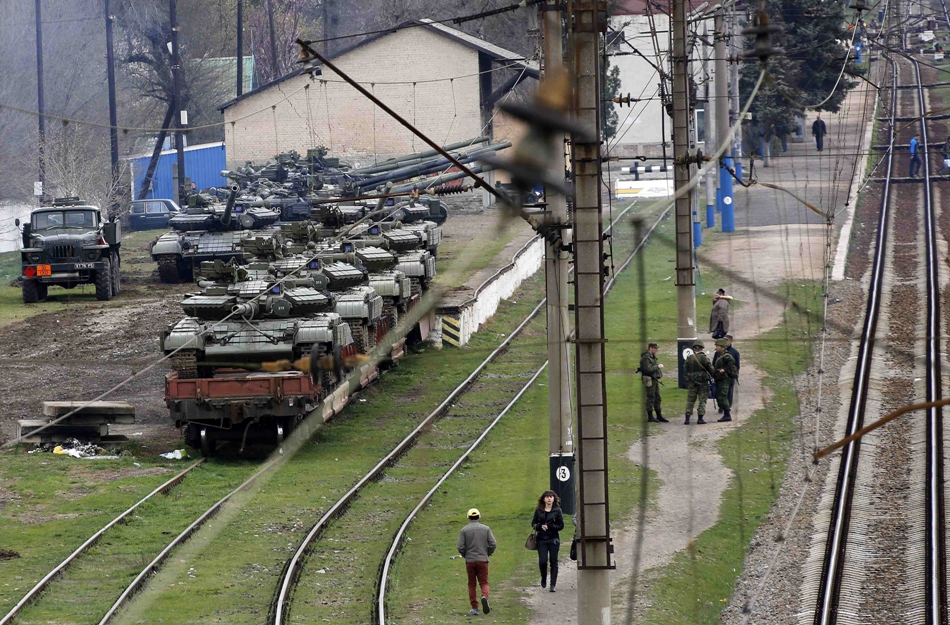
[531,490,565,592]
[713,339,739,422]
[684,341,713,425]
[457,508,496,616]
[939,135,950,175]
[713,334,741,413]
[812,113,828,152]
[709,288,732,339]
[639,342,667,423]
[910,133,922,178]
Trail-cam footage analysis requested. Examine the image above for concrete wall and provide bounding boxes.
[223,28,485,166]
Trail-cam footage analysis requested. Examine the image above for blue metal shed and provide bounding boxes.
[130,142,227,199]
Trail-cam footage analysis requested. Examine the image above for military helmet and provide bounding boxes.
[693,341,705,349]
[715,338,729,347]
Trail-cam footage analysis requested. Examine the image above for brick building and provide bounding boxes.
[219,19,538,168]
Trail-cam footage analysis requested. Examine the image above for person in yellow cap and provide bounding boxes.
[457,508,497,615]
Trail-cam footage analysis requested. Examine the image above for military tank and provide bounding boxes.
[149,185,280,283]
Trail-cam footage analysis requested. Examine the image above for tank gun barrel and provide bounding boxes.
[388,164,494,194]
[348,136,489,175]
[220,184,240,227]
[354,142,510,191]
[232,301,260,318]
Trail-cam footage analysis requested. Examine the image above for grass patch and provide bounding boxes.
[433,219,531,289]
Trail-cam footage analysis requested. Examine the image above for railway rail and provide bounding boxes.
[811,36,947,625]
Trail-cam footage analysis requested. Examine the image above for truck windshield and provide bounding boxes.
[33,210,97,230]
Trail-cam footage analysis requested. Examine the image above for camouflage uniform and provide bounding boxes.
[713,338,739,422]
[684,342,713,425]
[639,345,666,422]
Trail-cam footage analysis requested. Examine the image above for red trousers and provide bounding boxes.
[465,561,490,608]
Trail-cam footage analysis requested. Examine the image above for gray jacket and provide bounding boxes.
[457,520,497,563]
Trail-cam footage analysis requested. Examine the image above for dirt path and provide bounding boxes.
[524,222,823,624]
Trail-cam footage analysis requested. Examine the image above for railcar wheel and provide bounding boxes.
[200,428,216,457]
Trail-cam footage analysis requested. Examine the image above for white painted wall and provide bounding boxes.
[0,202,33,254]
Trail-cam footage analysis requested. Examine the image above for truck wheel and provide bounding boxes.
[95,258,114,301]
[111,254,121,295]
[22,280,40,303]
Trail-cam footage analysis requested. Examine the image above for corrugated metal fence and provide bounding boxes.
[129,142,228,199]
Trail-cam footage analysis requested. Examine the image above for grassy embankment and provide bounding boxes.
[388,219,821,624]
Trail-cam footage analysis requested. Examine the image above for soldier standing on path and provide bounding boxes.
[713,334,741,413]
[639,343,668,423]
[713,339,740,422]
[684,341,713,425]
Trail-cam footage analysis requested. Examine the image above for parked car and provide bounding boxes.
[129,199,180,231]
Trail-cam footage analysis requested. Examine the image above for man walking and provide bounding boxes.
[684,341,713,425]
[457,508,496,616]
[713,339,739,422]
[639,342,667,423]
[713,334,741,413]
[910,133,922,178]
[812,113,827,152]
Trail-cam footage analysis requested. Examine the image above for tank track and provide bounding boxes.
[410,279,422,298]
[158,257,180,284]
[172,350,199,379]
[351,323,376,354]
[383,301,399,333]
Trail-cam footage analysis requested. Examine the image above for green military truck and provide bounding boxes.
[16,197,122,303]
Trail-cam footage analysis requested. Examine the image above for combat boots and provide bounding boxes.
[684,413,690,425]
[656,410,669,423]
[647,413,658,423]
[697,415,707,425]
[717,410,732,423]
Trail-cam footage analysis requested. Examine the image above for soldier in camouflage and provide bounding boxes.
[639,343,668,423]
[713,338,739,422]
[684,341,713,425]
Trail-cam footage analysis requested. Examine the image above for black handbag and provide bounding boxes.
[708,379,717,399]
[525,532,537,550]
[569,538,578,561]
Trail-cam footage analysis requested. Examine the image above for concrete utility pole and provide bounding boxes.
[105,0,120,216]
[35,0,45,204]
[541,1,575,516]
[673,0,698,387]
[715,8,735,232]
[569,2,614,622]
[729,6,742,160]
[170,0,186,205]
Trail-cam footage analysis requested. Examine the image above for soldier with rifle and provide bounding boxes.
[684,341,714,425]
[712,338,739,422]
[638,343,668,423]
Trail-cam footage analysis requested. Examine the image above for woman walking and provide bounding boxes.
[531,490,565,591]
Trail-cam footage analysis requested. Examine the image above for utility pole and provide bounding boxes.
[541,1,575,516]
[729,6,742,160]
[35,0,45,205]
[569,2,613,623]
[715,8,735,232]
[322,0,330,56]
[105,0,120,216]
[237,0,244,96]
[170,0,186,205]
[266,0,279,78]
[673,0,698,387]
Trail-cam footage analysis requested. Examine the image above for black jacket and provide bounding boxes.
[531,507,565,543]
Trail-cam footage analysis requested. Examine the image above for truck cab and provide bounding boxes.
[18,197,122,303]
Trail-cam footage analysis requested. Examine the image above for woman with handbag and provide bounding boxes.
[531,490,565,591]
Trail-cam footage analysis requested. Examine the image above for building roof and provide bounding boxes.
[219,19,539,112]
[613,0,671,15]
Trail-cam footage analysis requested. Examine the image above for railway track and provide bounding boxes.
[809,31,947,625]
[271,202,665,624]
[0,460,205,625]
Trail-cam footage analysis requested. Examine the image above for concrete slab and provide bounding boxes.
[42,401,135,417]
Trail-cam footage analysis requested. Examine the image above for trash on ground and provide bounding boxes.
[29,438,109,458]
[160,449,189,460]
